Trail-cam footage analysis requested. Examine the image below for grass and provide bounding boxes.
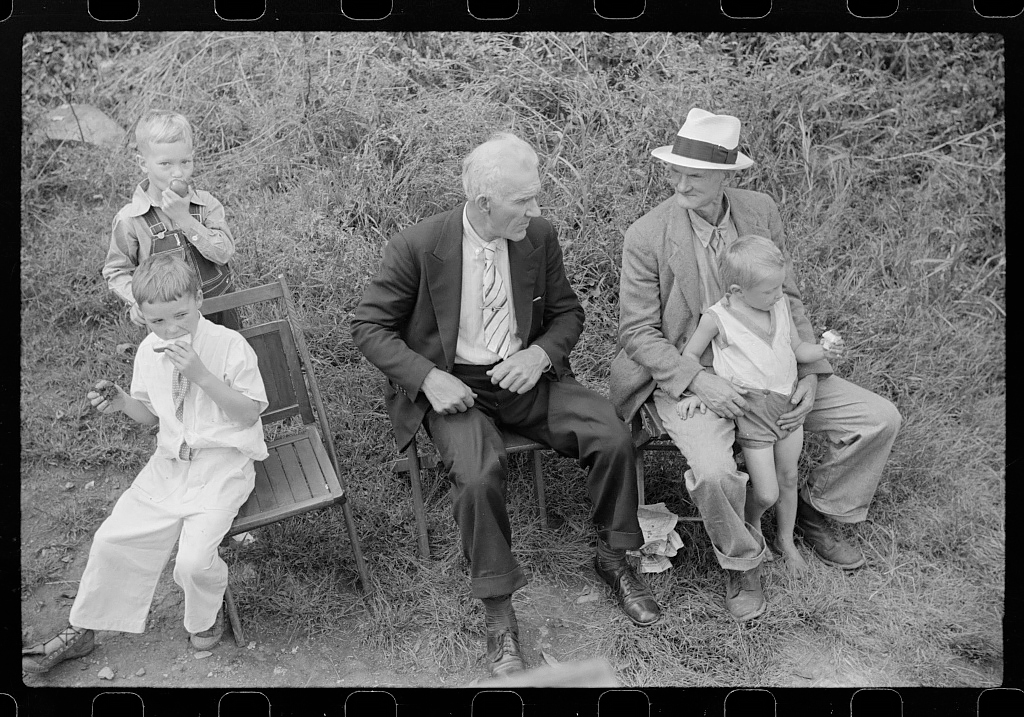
[20,31,1004,687]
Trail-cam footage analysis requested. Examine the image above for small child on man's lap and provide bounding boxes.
[678,235,844,577]
[102,109,240,329]
[22,254,267,673]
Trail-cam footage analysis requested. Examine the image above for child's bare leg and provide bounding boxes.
[740,446,779,541]
[773,428,809,577]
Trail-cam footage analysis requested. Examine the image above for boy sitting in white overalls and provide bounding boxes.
[23,253,268,672]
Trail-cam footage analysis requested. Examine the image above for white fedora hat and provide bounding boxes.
[651,108,754,170]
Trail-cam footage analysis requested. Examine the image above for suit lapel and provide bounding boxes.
[664,204,702,319]
[508,233,541,341]
[425,206,465,370]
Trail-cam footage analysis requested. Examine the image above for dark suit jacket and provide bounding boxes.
[351,204,584,451]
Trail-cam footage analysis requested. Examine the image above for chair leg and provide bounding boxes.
[406,443,431,559]
[340,500,371,591]
[635,450,646,507]
[530,450,548,530]
[224,581,245,647]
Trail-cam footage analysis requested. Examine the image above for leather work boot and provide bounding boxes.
[724,566,766,621]
[486,626,525,677]
[594,557,662,627]
[796,497,866,569]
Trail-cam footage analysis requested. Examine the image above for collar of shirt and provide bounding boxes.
[687,194,733,249]
[123,180,210,218]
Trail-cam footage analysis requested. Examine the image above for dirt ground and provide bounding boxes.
[20,469,1000,692]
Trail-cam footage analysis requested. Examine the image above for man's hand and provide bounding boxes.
[421,368,477,414]
[778,374,818,431]
[689,370,750,420]
[163,341,210,384]
[487,345,548,394]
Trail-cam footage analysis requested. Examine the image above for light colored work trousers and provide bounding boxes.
[654,375,901,571]
[69,448,254,634]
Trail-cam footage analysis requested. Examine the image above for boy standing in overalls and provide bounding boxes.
[102,109,239,328]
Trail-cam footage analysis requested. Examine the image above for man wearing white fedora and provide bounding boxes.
[610,108,901,621]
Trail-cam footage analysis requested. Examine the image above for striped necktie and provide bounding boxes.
[710,227,724,258]
[172,368,192,460]
[482,243,511,358]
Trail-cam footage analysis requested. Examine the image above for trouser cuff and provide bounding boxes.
[598,529,644,552]
[471,567,528,599]
[710,522,768,571]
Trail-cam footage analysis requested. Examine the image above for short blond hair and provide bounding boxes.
[719,235,786,290]
[462,133,538,201]
[135,110,193,154]
[132,254,200,306]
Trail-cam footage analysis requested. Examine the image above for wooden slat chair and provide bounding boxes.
[201,276,370,645]
[393,429,549,559]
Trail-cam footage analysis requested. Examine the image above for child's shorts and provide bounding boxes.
[735,387,796,449]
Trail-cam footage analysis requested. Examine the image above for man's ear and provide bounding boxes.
[473,194,491,214]
[195,289,204,310]
[727,283,744,296]
[136,154,147,172]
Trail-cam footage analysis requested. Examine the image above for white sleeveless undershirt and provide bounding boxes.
[706,296,798,395]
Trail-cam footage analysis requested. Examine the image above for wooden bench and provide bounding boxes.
[201,276,370,645]
[393,430,549,559]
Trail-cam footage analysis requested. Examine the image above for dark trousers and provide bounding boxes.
[426,365,643,599]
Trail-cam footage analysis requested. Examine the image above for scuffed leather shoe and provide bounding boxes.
[594,558,661,626]
[725,567,766,621]
[22,626,95,674]
[486,627,525,677]
[796,498,866,569]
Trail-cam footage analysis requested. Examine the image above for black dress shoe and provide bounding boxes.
[486,627,525,677]
[594,557,662,626]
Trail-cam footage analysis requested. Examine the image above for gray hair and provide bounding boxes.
[462,133,539,201]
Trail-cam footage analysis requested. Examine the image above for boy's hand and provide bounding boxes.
[160,186,193,224]
[88,381,125,414]
[163,341,210,384]
[675,395,707,420]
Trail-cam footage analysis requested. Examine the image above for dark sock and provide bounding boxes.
[482,594,518,633]
[596,538,627,569]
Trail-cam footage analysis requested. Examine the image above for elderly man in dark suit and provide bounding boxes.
[352,133,660,678]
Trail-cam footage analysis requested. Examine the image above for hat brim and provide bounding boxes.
[651,145,754,171]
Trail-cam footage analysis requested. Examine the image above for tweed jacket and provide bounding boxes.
[351,204,584,451]
[609,187,832,424]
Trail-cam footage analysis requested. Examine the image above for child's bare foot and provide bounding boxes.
[776,541,809,578]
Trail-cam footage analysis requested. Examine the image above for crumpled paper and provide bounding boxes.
[626,502,684,573]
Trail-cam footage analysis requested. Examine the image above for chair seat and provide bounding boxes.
[229,427,346,536]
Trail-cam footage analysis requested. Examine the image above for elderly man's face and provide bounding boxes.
[480,164,543,242]
[668,165,727,219]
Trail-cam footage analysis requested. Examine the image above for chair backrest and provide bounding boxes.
[201,277,320,431]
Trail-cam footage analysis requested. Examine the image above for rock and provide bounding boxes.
[37,104,126,149]
[194,651,213,659]
[575,592,600,604]
[273,666,286,676]
[136,667,146,676]
[97,666,114,680]
[246,641,257,650]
